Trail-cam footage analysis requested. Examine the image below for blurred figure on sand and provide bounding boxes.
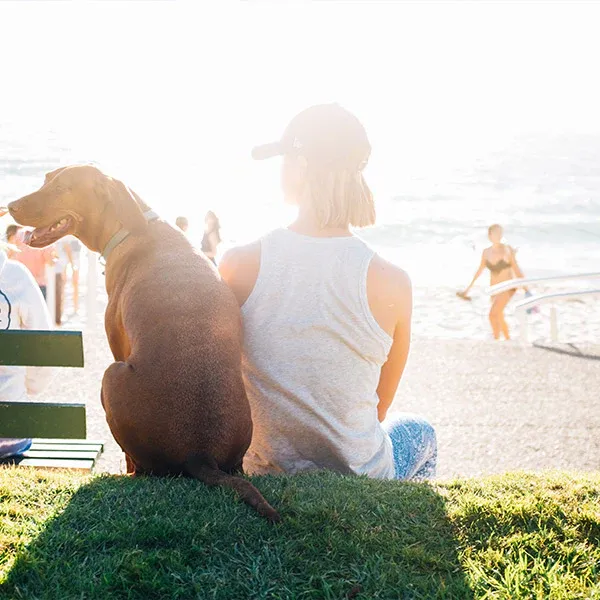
[12,228,54,299]
[201,211,221,265]
[54,236,81,325]
[0,242,53,459]
[5,224,20,259]
[175,216,189,233]
[458,224,527,340]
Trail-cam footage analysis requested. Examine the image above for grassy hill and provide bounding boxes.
[0,469,598,599]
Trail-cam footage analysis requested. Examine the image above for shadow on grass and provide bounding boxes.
[2,472,474,599]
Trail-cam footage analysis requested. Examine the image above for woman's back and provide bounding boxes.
[241,228,394,477]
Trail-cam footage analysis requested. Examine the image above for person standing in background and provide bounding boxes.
[67,237,81,315]
[54,236,82,325]
[201,211,221,265]
[13,229,54,299]
[458,224,527,340]
[5,225,20,259]
[175,216,189,233]
[53,239,68,325]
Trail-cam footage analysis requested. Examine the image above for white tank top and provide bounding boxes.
[241,228,395,478]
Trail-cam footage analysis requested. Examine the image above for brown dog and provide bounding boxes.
[6,165,279,521]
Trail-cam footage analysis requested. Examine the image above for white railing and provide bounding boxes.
[487,272,600,297]
[486,272,600,343]
[515,289,600,343]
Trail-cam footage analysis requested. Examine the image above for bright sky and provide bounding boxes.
[1,1,599,236]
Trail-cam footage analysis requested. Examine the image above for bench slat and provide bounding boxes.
[0,458,95,470]
[0,402,86,438]
[23,450,99,460]
[31,438,104,445]
[0,438,103,471]
[0,330,84,367]
[30,443,103,452]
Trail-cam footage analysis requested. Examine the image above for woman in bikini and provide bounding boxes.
[459,224,526,340]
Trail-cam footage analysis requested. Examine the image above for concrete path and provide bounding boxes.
[39,324,600,479]
[393,339,600,478]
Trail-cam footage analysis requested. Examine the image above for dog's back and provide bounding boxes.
[102,222,251,469]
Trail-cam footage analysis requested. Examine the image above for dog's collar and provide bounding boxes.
[101,210,160,262]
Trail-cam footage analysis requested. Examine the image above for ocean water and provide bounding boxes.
[1,124,599,343]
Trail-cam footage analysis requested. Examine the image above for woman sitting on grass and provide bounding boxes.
[220,104,436,480]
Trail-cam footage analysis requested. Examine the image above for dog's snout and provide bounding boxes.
[7,201,23,217]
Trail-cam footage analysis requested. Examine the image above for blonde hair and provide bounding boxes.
[305,167,375,229]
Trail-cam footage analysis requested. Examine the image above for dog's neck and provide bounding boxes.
[101,210,159,262]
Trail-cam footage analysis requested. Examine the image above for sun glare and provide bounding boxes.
[1,1,600,242]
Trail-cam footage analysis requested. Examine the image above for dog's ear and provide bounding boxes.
[44,166,68,185]
[105,177,147,231]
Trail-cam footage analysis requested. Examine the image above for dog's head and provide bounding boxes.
[6,164,149,253]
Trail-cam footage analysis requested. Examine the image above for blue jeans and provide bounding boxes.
[0,438,32,459]
[386,414,437,480]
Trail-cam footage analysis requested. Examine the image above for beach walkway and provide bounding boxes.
[43,299,600,478]
[399,338,599,478]
[38,255,599,478]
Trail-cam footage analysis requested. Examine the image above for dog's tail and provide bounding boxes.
[183,455,281,523]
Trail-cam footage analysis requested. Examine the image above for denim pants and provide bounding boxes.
[0,438,32,459]
[385,414,437,481]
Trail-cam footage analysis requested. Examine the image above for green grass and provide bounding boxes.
[0,469,598,599]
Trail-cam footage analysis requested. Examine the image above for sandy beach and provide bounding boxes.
[40,279,600,479]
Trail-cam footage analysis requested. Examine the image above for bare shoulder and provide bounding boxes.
[367,254,412,336]
[368,253,412,297]
[219,241,261,275]
[505,244,518,262]
[218,241,261,307]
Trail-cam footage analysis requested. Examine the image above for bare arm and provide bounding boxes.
[374,267,412,422]
[462,252,487,295]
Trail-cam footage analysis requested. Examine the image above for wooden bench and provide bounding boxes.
[0,330,103,470]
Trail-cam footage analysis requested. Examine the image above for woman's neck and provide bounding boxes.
[288,205,352,239]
